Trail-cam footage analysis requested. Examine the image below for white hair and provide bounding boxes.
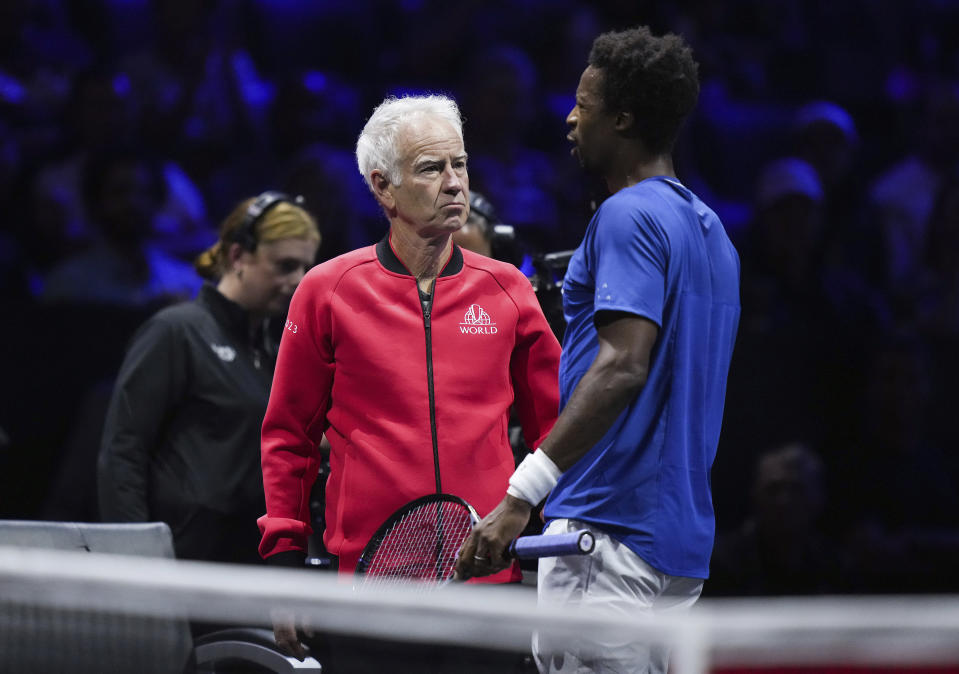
[355,94,464,191]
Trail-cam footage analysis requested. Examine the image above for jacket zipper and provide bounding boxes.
[421,282,442,493]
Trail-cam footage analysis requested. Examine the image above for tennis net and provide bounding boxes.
[2,543,959,673]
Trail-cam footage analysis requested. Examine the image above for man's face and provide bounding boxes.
[237,236,318,317]
[566,65,617,174]
[385,116,470,238]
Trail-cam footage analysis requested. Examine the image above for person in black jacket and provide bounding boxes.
[97,191,320,564]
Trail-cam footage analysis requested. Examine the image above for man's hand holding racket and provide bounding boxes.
[455,494,532,580]
[356,492,593,587]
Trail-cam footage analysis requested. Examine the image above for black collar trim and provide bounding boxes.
[375,233,463,278]
[197,283,254,340]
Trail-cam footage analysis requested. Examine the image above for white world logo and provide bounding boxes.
[460,304,497,335]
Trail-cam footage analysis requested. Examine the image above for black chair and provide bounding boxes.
[0,519,322,673]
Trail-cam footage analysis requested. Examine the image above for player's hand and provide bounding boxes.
[270,608,311,661]
[455,494,532,580]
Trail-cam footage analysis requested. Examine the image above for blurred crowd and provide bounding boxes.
[1,0,958,595]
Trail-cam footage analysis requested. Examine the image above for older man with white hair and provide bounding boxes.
[258,94,561,670]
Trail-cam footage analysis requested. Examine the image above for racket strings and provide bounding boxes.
[361,502,473,589]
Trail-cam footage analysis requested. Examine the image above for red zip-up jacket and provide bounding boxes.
[258,238,561,581]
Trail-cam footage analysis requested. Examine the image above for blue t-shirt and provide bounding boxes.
[545,176,741,579]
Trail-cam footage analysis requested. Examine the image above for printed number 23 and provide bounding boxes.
[286,320,298,334]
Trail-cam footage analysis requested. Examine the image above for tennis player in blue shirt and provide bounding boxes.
[457,26,741,674]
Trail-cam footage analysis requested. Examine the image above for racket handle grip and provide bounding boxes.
[509,529,595,559]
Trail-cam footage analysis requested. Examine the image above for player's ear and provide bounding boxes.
[371,170,395,210]
[614,111,635,133]
[226,242,246,269]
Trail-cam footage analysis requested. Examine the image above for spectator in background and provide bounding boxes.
[736,158,827,382]
[867,82,959,306]
[269,71,362,161]
[242,0,377,80]
[98,192,320,564]
[0,0,93,145]
[266,73,380,260]
[708,442,841,596]
[31,68,209,261]
[791,101,866,261]
[31,68,137,248]
[40,150,201,307]
[206,69,380,261]
[725,155,887,506]
[453,190,524,269]
[121,0,271,183]
[747,157,825,306]
[790,101,888,332]
[279,143,383,262]
[792,100,859,199]
[715,157,827,527]
[460,44,567,249]
[744,153,886,333]
[452,190,496,258]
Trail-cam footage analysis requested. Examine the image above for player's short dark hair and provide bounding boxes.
[588,26,700,154]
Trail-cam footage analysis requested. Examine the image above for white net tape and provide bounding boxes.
[2,546,959,673]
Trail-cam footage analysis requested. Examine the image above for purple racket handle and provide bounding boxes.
[509,529,595,559]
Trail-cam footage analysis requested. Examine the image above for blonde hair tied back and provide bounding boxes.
[193,197,321,280]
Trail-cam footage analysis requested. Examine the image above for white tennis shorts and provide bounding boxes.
[532,518,704,674]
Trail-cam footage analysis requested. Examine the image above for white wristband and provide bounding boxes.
[507,449,562,505]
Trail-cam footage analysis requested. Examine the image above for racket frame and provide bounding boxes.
[354,493,478,578]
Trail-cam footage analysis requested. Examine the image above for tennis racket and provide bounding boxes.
[354,493,594,588]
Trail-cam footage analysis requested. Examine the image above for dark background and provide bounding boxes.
[1,0,958,595]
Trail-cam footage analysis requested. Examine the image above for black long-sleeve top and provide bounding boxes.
[98,284,276,564]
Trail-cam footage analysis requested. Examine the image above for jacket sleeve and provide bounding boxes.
[257,272,331,560]
[98,315,187,522]
[507,271,562,451]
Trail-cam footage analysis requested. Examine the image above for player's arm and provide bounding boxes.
[259,276,331,661]
[258,274,332,566]
[458,310,657,576]
[539,309,657,468]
